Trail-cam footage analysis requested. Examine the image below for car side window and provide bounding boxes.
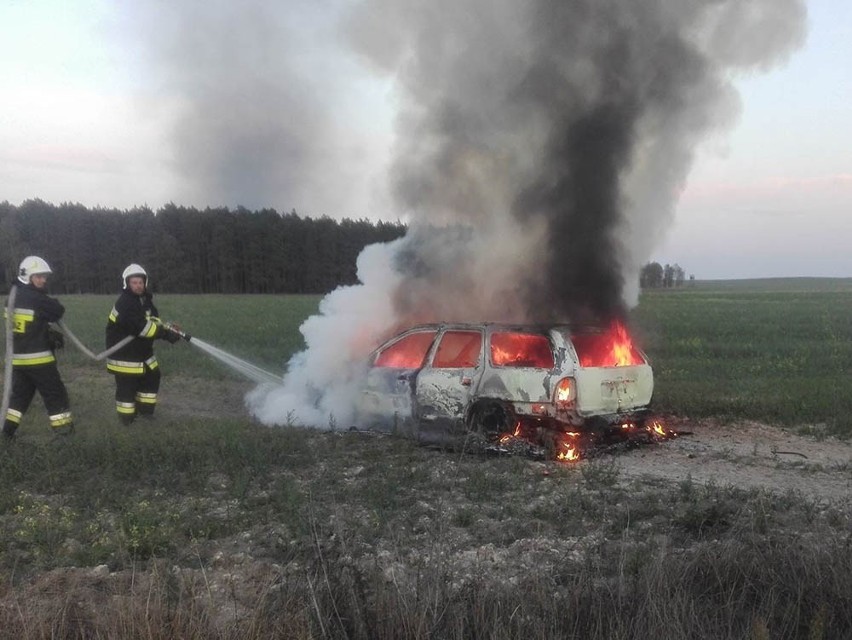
[490,332,555,368]
[373,331,438,368]
[432,330,482,368]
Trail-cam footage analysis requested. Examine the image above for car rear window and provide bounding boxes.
[432,330,482,368]
[570,330,645,367]
[490,332,555,368]
[374,331,437,368]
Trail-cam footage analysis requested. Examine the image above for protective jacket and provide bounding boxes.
[105,289,168,374]
[7,282,65,367]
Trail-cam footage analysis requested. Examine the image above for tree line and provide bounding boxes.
[0,200,407,295]
[640,261,691,289]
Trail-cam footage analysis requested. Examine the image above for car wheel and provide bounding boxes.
[466,401,515,441]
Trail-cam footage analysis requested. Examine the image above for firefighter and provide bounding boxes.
[2,256,74,439]
[105,264,181,424]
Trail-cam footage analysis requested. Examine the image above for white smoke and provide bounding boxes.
[247,238,404,427]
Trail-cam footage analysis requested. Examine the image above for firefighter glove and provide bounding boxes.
[164,329,181,344]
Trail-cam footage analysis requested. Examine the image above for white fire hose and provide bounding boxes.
[1,286,16,431]
[55,321,134,361]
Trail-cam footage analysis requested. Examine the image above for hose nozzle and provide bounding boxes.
[162,321,192,342]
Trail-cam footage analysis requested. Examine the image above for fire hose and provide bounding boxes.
[60,319,281,387]
[1,286,16,433]
[55,317,190,358]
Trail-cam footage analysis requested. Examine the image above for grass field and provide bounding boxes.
[635,279,852,437]
[1,281,851,638]
[12,279,852,436]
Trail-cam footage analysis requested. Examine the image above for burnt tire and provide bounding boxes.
[466,402,515,441]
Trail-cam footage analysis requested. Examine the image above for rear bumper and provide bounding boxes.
[511,400,653,430]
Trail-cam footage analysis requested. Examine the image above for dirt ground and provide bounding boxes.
[4,386,850,633]
[616,416,852,505]
[164,377,852,505]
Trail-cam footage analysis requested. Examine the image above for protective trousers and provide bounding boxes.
[2,364,73,437]
[112,364,161,424]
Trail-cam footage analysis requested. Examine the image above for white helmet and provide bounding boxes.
[122,263,148,289]
[18,256,53,285]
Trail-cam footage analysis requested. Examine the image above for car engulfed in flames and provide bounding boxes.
[354,321,666,460]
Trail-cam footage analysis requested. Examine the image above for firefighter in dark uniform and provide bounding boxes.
[105,264,181,424]
[2,256,74,439]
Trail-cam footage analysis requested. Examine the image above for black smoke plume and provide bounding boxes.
[348,0,807,324]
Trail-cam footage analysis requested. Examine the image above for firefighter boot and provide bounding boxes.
[2,421,17,441]
[53,423,75,437]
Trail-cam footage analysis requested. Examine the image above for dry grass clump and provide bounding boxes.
[1,525,849,639]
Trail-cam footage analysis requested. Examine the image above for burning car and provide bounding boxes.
[354,321,656,453]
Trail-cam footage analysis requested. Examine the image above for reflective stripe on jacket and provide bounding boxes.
[12,350,56,366]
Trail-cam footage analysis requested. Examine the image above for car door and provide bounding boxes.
[357,329,438,435]
[414,329,484,440]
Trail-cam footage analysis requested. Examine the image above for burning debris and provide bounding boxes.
[483,418,680,463]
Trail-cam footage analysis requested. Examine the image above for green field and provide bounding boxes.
[634,279,852,437]
[9,279,850,436]
[1,282,850,638]
[149,278,852,441]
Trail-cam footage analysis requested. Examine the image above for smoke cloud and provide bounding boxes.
[127,0,388,215]
[348,0,806,318]
[247,0,807,426]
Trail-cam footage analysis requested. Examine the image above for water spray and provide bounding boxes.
[187,337,282,386]
[126,320,282,386]
[60,316,281,386]
[157,317,282,386]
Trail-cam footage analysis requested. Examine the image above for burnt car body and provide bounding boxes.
[354,323,654,445]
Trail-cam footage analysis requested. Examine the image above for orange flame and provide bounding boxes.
[648,421,667,437]
[611,322,639,366]
[491,332,555,368]
[556,432,581,462]
[573,321,644,368]
[499,421,523,444]
[556,442,580,462]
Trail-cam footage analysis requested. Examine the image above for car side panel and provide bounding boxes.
[414,366,481,442]
[476,368,557,403]
[356,366,419,436]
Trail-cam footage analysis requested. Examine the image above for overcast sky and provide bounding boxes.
[1,0,849,280]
